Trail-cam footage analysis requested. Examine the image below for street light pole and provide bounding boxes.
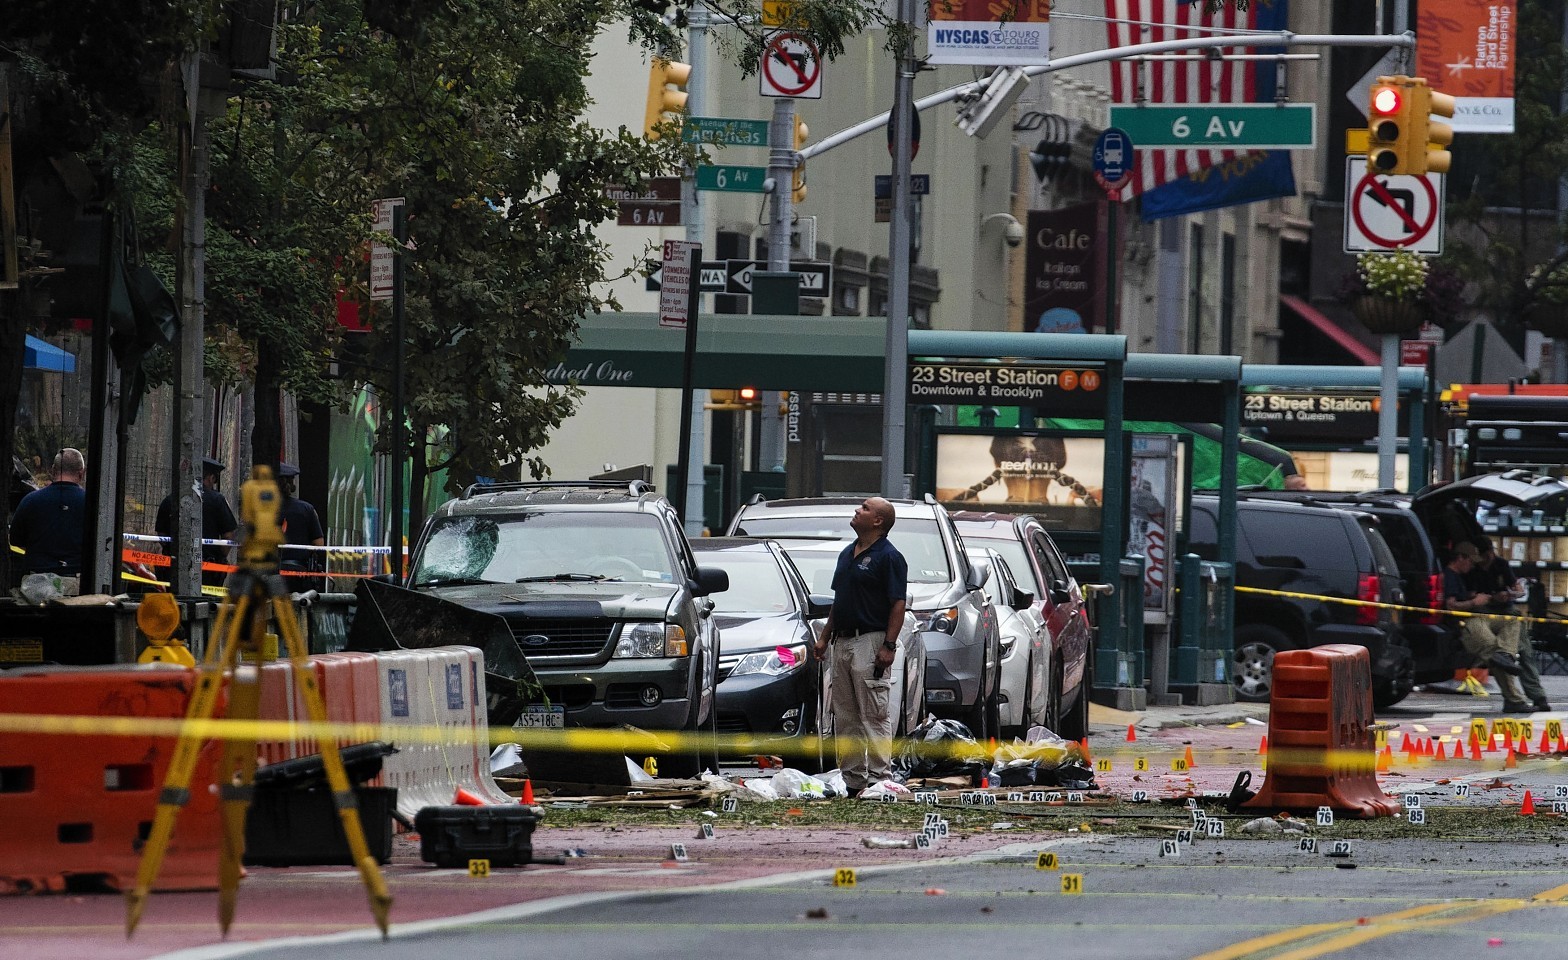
[881,0,917,497]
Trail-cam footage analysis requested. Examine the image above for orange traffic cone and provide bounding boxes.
[1080,738,1092,763]
[454,786,485,806]
[1521,790,1536,816]
[1517,735,1531,757]
[1126,723,1137,743]
[1470,739,1483,761]
[1258,735,1268,756]
[1505,744,1518,769]
[1434,739,1447,760]
[1541,729,1554,755]
[520,778,536,805]
[1184,744,1196,768]
[1376,745,1392,772]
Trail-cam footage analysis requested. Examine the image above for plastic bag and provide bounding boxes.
[770,768,829,799]
[892,714,991,783]
[860,779,911,800]
[991,728,1095,788]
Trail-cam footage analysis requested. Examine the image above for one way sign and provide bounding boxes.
[647,258,832,298]
[725,259,832,297]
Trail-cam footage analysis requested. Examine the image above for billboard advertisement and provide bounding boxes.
[1416,0,1515,133]
[934,432,1104,532]
[927,0,1050,65]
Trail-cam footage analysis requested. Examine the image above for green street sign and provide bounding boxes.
[682,117,770,147]
[695,165,768,193]
[1107,104,1316,149]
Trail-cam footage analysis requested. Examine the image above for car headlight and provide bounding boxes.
[729,644,808,678]
[914,606,960,634]
[615,623,688,658]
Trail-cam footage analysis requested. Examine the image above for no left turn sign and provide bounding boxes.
[760,31,822,99]
[1342,156,1444,255]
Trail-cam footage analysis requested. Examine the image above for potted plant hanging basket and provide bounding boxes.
[1351,294,1429,336]
[1522,301,1568,339]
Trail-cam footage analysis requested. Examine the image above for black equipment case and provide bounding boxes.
[414,805,542,868]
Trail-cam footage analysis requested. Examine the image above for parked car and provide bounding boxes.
[1241,490,1455,686]
[965,546,1049,740]
[769,538,927,741]
[1188,495,1413,706]
[404,480,729,777]
[952,510,1095,741]
[726,495,998,733]
[690,537,825,764]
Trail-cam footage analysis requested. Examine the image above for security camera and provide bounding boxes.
[1003,220,1025,248]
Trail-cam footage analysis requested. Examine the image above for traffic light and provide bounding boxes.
[643,57,691,140]
[791,114,808,204]
[1366,77,1410,174]
[704,387,761,411]
[1411,80,1456,175]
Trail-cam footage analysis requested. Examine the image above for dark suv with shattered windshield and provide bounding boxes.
[406,480,729,776]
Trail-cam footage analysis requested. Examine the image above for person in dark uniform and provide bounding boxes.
[812,497,908,798]
[155,457,238,589]
[277,462,326,592]
[9,448,86,588]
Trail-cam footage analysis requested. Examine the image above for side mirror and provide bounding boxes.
[807,593,834,618]
[692,566,730,596]
[966,560,992,592]
[1012,588,1035,610]
[1050,580,1072,606]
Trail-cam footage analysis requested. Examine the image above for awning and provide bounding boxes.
[24,335,76,373]
[1279,294,1377,366]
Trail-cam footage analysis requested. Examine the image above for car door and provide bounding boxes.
[1029,527,1089,700]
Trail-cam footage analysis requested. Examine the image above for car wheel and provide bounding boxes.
[661,674,718,779]
[1232,625,1290,703]
[1373,657,1416,710]
[1057,667,1090,742]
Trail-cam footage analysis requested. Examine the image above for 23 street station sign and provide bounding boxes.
[1242,390,1407,441]
[909,359,1106,415]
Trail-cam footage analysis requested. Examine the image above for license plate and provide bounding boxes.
[518,705,565,729]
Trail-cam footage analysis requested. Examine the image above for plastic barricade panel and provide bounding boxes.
[458,646,513,804]
[312,652,386,786]
[255,659,306,768]
[0,665,224,893]
[1242,644,1400,818]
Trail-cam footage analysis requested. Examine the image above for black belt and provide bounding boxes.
[831,627,882,640]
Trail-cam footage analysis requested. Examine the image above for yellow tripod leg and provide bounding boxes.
[216,591,266,935]
[125,595,245,938]
[274,595,392,935]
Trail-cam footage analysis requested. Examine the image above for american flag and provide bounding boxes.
[1104,0,1279,199]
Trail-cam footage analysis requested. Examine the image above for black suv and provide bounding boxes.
[405,480,729,776]
[1188,495,1413,706]
[1241,491,1456,686]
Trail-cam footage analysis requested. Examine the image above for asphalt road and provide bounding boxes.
[158,836,1568,960]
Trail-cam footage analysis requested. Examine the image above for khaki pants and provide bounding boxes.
[829,631,894,791]
[1461,613,1526,703]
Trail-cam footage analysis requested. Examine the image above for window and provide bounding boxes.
[1240,509,1353,572]
[1188,223,1204,354]
[703,552,793,614]
[411,512,677,585]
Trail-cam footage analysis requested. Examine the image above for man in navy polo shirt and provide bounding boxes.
[9,448,87,587]
[813,496,908,798]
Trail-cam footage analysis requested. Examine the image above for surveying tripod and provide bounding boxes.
[126,466,391,938]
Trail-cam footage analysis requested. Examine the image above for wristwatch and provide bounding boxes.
[882,639,898,652]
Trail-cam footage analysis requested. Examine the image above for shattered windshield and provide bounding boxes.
[410,512,677,586]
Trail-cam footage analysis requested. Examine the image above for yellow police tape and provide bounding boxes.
[0,710,1546,776]
[1233,585,1553,624]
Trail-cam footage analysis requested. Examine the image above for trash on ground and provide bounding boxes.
[863,836,916,849]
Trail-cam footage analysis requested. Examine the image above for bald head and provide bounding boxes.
[867,497,896,530]
[52,448,85,483]
[852,496,896,539]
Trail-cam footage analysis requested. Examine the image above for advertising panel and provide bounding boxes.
[927,0,1050,65]
[1415,0,1515,133]
[1024,202,1106,335]
[934,432,1104,533]
[1129,435,1179,623]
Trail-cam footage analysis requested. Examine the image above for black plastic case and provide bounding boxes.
[414,804,542,868]
[244,786,397,866]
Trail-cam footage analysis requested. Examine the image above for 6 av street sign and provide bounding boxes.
[696,165,768,193]
[1107,104,1316,149]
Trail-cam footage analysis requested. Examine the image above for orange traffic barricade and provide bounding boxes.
[1242,644,1400,818]
[0,666,225,893]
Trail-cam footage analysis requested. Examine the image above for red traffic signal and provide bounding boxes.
[1370,86,1402,117]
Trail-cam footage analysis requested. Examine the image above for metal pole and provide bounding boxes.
[173,51,208,597]
[882,0,917,495]
[389,206,406,579]
[767,98,795,272]
[682,12,708,536]
[672,244,702,528]
[1378,334,1398,488]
